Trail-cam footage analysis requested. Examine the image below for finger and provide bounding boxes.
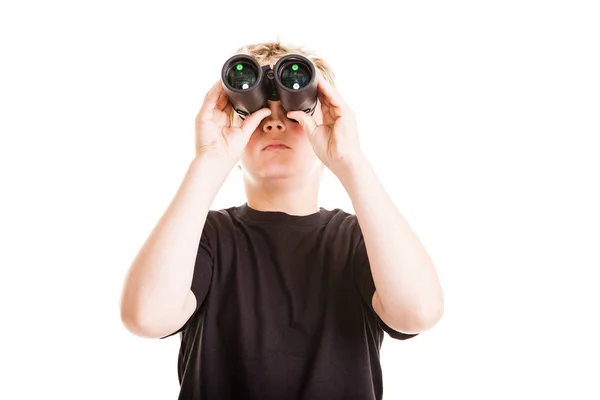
[197,80,225,121]
[287,111,318,137]
[215,87,229,111]
[223,102,235,125]
[240,108,272,137]
[317,73,348,110]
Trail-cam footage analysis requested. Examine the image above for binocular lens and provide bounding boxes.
[280,63,311,90]
[226,62,257,90]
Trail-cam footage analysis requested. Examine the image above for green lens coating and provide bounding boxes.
[227,63,257,90]
[281,62,310,90]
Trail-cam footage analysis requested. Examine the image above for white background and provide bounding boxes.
[1,0,599,399]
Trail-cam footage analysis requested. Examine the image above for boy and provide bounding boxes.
[120,41,444,399]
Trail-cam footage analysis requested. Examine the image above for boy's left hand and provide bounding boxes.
[287,72,364,174]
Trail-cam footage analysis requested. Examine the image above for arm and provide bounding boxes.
[334,155,444,334]
[119,155,230,338]
[286,73,443,334]
[120,79,270,339]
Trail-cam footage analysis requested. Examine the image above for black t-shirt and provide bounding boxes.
[164,203,418,399]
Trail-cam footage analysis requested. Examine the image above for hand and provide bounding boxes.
[194,80,271,165]
[287,72,363,174]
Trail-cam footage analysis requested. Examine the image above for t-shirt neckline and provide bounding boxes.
[235,202,327,227]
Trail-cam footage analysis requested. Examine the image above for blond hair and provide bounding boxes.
[232,40,336,87]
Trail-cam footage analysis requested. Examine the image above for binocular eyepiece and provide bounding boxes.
[221,53,318,120]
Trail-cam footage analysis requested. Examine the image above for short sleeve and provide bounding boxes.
[352,221,419,341]
[160,226,214,338]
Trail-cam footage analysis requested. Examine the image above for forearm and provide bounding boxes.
[334,155,444,331]
[120,155,231,331]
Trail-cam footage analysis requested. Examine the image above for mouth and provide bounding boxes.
[263,145,290,151]
[262,142,290,150]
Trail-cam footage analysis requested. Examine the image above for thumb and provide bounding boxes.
[240,108,272,137]
[287,111,318,137]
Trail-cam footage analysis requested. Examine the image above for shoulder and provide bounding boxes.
[324,208,364,242]
[205,207,235,225]
[321,206,359,228]
[196,207,237,246]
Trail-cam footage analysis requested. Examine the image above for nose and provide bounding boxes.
[262,101,286,134]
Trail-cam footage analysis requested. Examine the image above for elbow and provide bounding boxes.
[119,291,193,339]
[416,299,444,331]
[415,296,445,331]
[120,294,158,338]
[410,284,445,331]
[384,296,444,334]
[120,306,166,339]
[120,302,147,337]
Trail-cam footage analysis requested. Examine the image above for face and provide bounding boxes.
[237,99,324,183]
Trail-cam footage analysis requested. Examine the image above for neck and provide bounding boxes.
[242,176,321,216]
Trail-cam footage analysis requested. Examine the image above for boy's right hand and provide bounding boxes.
[194,80,271,166]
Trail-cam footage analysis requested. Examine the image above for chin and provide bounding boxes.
[241,156,321,180]
[255,164,297,179]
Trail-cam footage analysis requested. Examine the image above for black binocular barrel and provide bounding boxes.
[221,55,268,117]
[273,55,318,114]
[221,53,318,118]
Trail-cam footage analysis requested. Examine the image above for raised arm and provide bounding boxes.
[119,80,271,338]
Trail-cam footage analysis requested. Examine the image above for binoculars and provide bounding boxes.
[220,53,318,120]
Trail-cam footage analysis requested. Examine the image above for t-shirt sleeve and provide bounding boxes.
[352,220,419,340]
[160,225,214,339]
